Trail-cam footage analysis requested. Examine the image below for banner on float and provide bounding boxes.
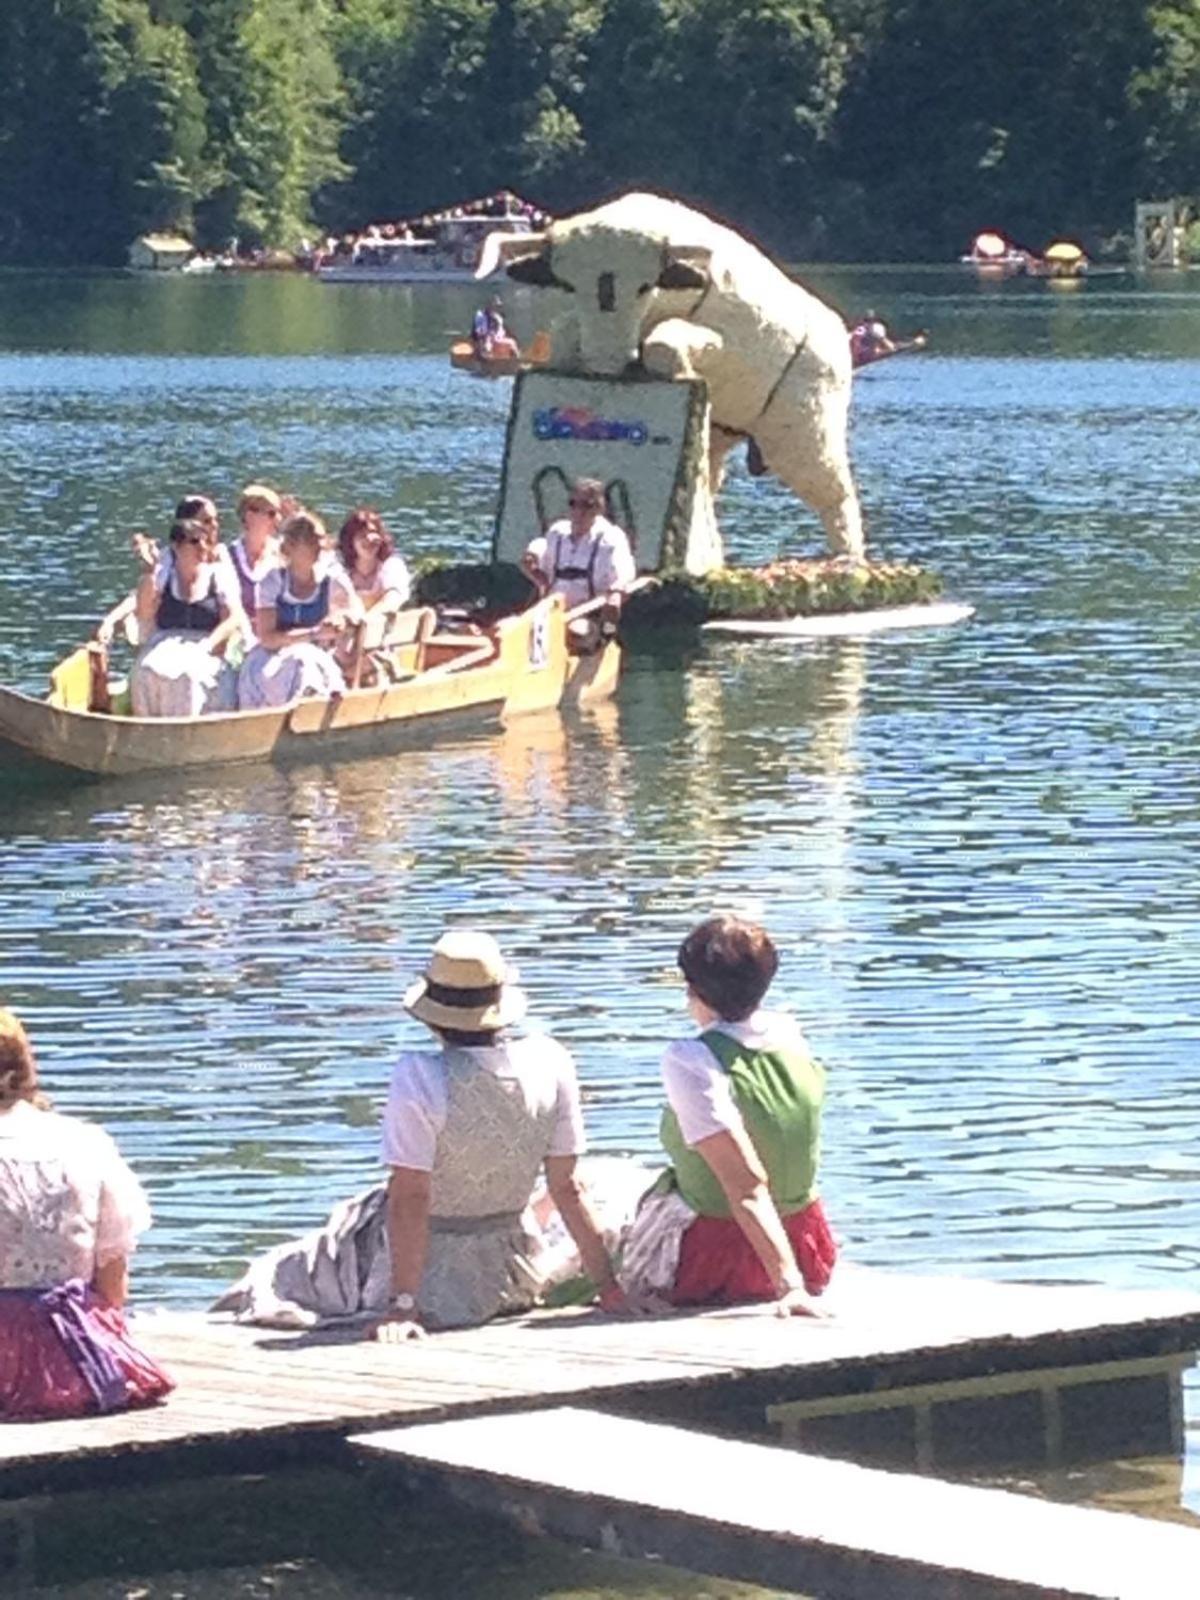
[493,373,710,572]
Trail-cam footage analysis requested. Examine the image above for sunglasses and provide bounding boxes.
[569,498,601,511]
[176,535,206,548]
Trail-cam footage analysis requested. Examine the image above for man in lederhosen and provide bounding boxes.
[521,478,636,652]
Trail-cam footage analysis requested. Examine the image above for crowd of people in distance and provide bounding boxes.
[92,476,637,720]
[1,913,835,1417]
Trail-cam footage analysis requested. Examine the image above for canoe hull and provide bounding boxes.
[0,598,607,780]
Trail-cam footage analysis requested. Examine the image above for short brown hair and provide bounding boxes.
[0,1010,41,1109]
[569,477,605,511]
[678,915,778,1021]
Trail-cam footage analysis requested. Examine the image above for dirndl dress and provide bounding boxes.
[0,1280,173,1421]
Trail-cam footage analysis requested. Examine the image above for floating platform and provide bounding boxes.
[354,1405,1200,1600]
[701,600,975,639]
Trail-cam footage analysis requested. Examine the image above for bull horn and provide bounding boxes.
[474,230,547,282]
[657,244,712,291]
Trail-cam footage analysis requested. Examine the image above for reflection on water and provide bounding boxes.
[5,273,1200,1547]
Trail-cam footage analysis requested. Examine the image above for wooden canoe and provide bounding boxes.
[449,330,550,379]
[852,333,928,370]
[0,596,618,780]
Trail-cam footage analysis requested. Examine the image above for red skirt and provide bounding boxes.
[671,1197,837,1308]
[0,1282,174,1422]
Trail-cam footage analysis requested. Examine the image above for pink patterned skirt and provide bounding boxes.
[0,1282,174,1421]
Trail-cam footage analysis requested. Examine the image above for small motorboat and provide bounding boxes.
[0,595,618,780]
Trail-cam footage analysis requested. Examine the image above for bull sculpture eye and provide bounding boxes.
[636,283,653,298]
[597,271,616,312]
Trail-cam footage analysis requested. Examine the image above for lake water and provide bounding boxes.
[3,265,1200,1585]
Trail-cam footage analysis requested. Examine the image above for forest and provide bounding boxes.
[3,0,1199,266]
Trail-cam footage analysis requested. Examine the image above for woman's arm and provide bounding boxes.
[373,1165,431,1341]
[93,1253,129,1308]
[544,1155,626,1311]
[133,572,160,637]
[256,605,332,651]
[202,602,243,657]
[691,1127,823,1317]
[96,592,138,646]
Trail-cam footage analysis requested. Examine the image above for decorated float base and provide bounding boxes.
[415,558,965,646]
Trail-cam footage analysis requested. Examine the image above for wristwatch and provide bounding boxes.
[389,1291,417,1314]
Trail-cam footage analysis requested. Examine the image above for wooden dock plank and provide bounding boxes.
[3,1267,1198,1488]
[352,1406,1200,1600]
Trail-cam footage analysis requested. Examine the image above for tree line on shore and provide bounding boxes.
[4,0,1198,267]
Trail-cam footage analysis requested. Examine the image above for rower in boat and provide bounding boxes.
[520,478,636,654]
[130,517,242,718]
[238,510,363,710]
[472,296,520,361]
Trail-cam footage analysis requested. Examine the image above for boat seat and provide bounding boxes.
[48,644,112,713]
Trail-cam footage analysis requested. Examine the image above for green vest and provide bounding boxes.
[660,1026,825,1220]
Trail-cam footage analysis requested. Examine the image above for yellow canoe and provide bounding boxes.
[0,597,618,780]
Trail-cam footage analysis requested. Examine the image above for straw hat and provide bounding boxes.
[404,932,527,1033]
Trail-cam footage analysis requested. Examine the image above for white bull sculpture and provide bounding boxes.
[477,191,863,562]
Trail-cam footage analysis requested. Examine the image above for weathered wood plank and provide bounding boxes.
[352,1406,1200,1600]
[4,1268,1198,1493]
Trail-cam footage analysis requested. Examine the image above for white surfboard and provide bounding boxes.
[701,600,974,640]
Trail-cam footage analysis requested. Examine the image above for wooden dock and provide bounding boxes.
[4,1266,1199,1495]
[353,1405,1200,1600]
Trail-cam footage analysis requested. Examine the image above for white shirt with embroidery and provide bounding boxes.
[0,1101,152,1288]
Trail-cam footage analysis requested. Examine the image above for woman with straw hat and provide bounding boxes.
[375,930,626,1339]
[0,1009,173,1419]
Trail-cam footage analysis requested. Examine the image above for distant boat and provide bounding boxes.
[449,330,551,378]
[318,209,539,285]
[852,332,928,370]
[960,231,1031,276]
[1026,240,1088,279]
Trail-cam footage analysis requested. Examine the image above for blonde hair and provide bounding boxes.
[0,1010,45,1109]
[279,510,327,559]
[238,483,282,518]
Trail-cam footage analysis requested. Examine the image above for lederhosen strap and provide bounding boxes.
[552,533,601,599]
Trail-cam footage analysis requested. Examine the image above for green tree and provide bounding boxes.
[186,0,346,248]
[0,0,206,263]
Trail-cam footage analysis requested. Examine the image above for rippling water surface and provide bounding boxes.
[4,267,1200,1564]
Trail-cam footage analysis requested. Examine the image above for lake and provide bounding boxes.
[2,264,1200,1585]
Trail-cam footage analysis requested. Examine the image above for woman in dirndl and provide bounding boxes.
[0,1010,173,1420]
[619,915,837,1318]
[131,516,242,717]
[238,510,361,709]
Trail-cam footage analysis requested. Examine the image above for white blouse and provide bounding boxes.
[0,1101,153,1288]
[661,1010,812,1146]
